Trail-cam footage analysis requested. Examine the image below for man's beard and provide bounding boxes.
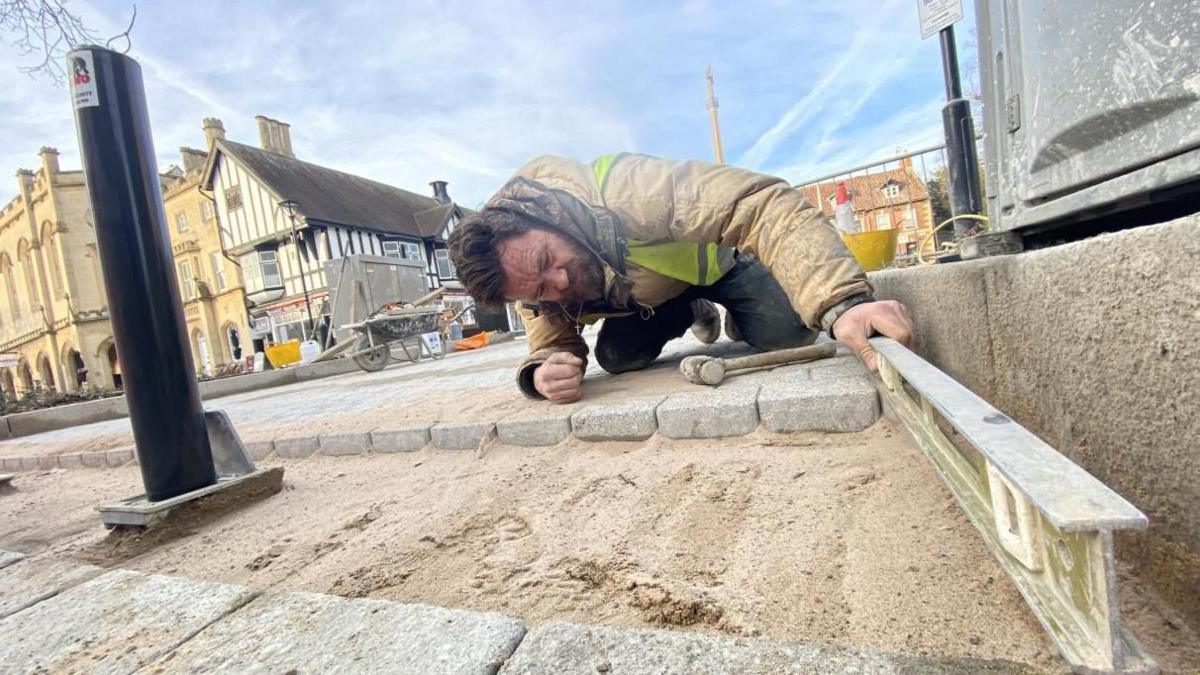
[560,248,606,305]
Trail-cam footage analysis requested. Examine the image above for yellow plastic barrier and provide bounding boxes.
[264,340,302,368]
[841,229,900,272]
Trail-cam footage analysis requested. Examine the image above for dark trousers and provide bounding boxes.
[595,253,817,374]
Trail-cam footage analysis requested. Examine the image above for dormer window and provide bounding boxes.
[882,181,901,198]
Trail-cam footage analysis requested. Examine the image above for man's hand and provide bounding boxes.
[831,300,916,371]
[533,352,585,404]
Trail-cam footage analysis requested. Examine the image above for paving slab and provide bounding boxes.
[244,440,274,461]
[79,451,107,468]
[148,590,525,674]
[105,447,135,467]
[0,569,257,673]
[656,385,761,439]
[275,436,319,458]
[758,376,880,433]
[496,413,573,446]
[807,354,870,381]
[319,432,371,456]
[499,621,1032,674]
[371,426,430,452]
[0,558,103,619]
[0,549,25,570]
[431,421,495,450]
[571,396,664,442]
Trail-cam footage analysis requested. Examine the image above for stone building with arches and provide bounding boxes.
[162,131,251,376]
[0,148,121,399]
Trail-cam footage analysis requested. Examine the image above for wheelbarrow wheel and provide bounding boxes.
[353,336,390,372]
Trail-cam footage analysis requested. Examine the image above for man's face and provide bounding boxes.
[498,229,605,304]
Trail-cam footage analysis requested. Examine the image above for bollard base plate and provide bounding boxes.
[96,467,283,529]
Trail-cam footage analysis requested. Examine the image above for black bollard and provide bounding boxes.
[69,46,216,501]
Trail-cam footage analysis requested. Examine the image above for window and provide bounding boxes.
[210,252,227,291]
[225,185,243,210]
[271,308,308,343]
[882,182,901,198]
[175,211,189,233]
[875,212,892,229]
[178,260,196,300]
[240,249,281,293]
[383,240,423,261]
[201,201,215,222]
[434,248,455,278]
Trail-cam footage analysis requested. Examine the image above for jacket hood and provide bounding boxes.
[486,176,639,316]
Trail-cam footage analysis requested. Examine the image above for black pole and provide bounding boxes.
[939,25,983,239]
[280,201,315,337]
[69,46,216,501]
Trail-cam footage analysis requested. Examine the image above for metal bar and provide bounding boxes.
[794,135,981,188]
[69,46,216,501]
[871,338,1156,674]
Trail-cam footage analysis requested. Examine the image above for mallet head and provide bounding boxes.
[680,355,727,386]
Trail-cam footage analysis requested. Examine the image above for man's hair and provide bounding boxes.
[446,209,535,309]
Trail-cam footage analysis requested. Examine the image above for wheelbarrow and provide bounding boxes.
[342,307,443,372]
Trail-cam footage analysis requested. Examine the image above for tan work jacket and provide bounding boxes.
[494,153,871,397]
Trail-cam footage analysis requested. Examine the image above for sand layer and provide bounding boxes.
[3,423,1198,671]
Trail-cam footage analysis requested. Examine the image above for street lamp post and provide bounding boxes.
[278,199,315,339]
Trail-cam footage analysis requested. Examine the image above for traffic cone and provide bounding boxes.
[834,181,858,233]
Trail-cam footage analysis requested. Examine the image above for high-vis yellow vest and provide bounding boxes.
[592,154,735,286]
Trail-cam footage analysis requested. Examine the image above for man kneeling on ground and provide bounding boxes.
[447,153,916,404]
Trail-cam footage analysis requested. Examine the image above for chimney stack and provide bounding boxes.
[179,147,207,174]
[202,118,226,147]
[430,180,451,205]
[255,115,294,158]
[38,147,60,176]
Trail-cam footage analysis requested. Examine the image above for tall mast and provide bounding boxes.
[705,66,726,165]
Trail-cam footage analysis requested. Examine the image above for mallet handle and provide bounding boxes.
[722,343,837,373]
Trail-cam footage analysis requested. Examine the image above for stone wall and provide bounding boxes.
[871,215,1200,624]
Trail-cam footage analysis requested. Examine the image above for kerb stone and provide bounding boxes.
[571,397,663,442]
[656,386,760,439]
[36,455,57,470]
[244,441,274,461]
[0,569,256,673]
[18,456,39,471]
[57,453,84,470]
[371,426,430,453]
[105,447,135,467]
[0,559,102,619]
[149,591,525,674]
[758,377,880,433]
[496,414,572,446]
[431,421,494,450]
[499,622,1030,674]
[275,436,319,459]
[319,432,371,456]
[79,451,107,468]
[0,456,21,472]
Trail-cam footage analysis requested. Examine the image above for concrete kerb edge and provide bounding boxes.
[0,358,367,440]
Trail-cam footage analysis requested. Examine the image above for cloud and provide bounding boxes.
[0,0,962,208]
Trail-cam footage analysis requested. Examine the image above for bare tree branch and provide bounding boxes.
[0,1,134,83]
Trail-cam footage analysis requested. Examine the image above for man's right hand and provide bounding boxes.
[533,352,585,404]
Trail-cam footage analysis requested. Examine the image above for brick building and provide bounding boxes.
[799,157,935,257]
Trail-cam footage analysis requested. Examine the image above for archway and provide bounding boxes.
[224,324,242,363]
[35,352,56,393]
[194,330,212,376]
[62,344,85,392]
[17,361,33,396]
[0,369,15,401]
[98,339,122,390]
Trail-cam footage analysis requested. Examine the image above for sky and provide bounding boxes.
[1,0,976,208]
